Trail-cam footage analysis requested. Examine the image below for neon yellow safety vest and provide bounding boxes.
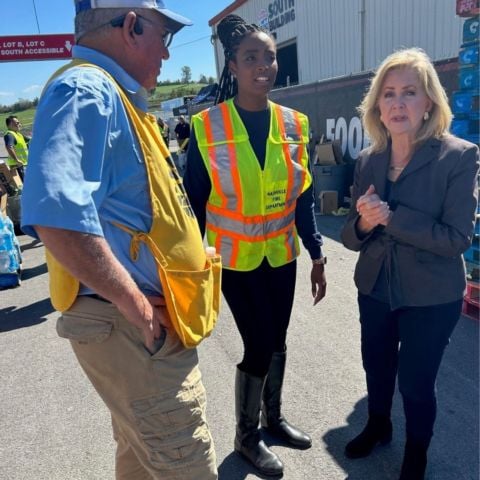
[6,130,28,167]
[192,98,312,271]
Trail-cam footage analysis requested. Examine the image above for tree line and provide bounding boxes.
[0,68,216,113]
[0,97,39,114]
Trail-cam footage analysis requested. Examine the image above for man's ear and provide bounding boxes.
[122,12,139,44]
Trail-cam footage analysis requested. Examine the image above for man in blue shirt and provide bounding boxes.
[21,2,217,479]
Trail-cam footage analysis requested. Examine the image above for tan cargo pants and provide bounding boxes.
[57,296,217,480]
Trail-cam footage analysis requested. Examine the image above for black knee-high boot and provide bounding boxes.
[261,351,312,449]
[234,368,284,477]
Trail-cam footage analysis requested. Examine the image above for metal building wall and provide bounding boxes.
[296,0,362,83]
[364,0,463,70]
[210,0,463,83]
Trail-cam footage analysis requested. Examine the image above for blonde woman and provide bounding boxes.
[341,48,479,480]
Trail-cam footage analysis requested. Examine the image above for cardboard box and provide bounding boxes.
[319,190,338,215]
[0,163,23,195]
[314,141,344,165]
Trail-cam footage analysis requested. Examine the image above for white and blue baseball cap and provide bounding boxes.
[75,0,192,33]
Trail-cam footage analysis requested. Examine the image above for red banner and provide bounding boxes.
[0,34,75,62]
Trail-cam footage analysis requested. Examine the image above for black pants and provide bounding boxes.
[358,293,462,446]
[222,259,297,377]
[14,165,25,182]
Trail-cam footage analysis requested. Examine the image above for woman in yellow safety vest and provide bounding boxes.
[184,14,327,477]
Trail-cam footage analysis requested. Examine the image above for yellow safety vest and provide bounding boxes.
[192,98,312,271]
[44,61,221,347]
[6,130,28,167]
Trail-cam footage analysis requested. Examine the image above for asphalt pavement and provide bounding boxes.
[0,211,478,480]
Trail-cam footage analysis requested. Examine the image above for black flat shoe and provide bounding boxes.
[345,415,392,459]
[398,440,427,480]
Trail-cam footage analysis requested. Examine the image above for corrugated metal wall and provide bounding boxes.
[364,0,462,70]
[211,0,463,83]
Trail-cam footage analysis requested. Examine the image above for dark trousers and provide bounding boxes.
[358,293,462,446]
[222,259,297,377]
[13,165,25,182]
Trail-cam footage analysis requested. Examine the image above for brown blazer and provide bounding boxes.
[341,135,479,309]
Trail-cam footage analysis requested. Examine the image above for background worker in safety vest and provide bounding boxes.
[4,116,30,181]
[184,14,327,478]
[20,1,217,479]
[157,116,170,148]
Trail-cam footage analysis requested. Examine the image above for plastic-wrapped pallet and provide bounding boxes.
[0,214,22,288]
[452,11,480,146]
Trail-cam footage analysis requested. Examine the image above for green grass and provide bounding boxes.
[153,82,208,96]
[0,109,36,134]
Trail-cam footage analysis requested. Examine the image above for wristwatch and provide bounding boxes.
[312,256,327,265]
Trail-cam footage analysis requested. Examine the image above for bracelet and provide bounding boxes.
[312,256,327,265]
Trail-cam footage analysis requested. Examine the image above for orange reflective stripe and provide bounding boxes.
[214,233,222,257]
[204,110,228,209]
[219,102,243,214]
[207,219,295,242]
[207,202,296,224]
[275,104,295,205]
[293,110,307,188]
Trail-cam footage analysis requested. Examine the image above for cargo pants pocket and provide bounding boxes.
[130,380,213,470]
[57,311,113,344]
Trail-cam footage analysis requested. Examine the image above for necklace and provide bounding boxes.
[389,165,405,171]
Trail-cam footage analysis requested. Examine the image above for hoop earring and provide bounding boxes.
[423,111,429,121]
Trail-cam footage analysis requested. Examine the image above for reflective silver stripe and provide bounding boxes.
[207,107,238,211]
[287,143,306,203]
[213,144,238,210]
[207,106,228,144]
[285,228,297,257]
[206,209,295,238]
[218,235,234,266]
[281,107,306,203]
[281,108,299,141]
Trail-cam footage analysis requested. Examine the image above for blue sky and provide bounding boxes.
[0,0,230,106]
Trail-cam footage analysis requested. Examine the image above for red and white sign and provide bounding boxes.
[0,34,75,62]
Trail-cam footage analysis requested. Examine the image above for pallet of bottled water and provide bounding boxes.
[0,214,22,289]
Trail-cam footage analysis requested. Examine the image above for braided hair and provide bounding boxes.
[214,14,272,105]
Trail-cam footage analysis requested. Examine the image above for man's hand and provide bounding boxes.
[117,295,171,353]
[311,264,327,306]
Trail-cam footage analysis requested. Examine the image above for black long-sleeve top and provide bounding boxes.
[183,103,323,260]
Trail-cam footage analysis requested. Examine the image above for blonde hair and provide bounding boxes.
[359,48,452,153]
